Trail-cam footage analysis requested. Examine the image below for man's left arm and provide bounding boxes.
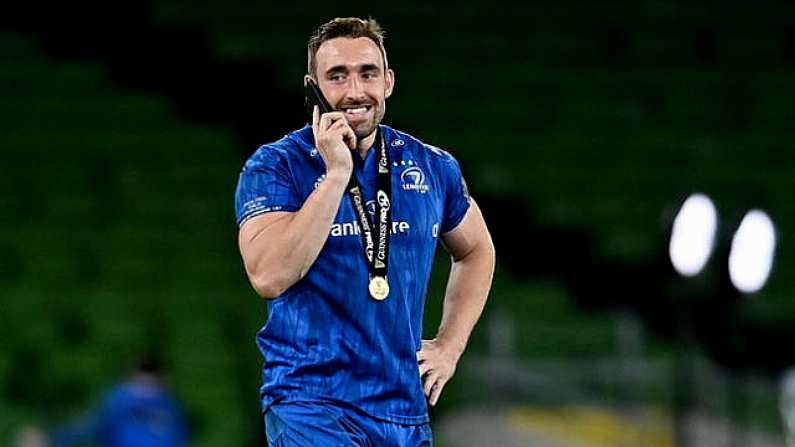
[417,198,495,406]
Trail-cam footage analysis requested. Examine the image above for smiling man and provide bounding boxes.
[235,17,495,447]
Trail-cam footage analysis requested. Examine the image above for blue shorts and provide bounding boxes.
[264,402,433,447]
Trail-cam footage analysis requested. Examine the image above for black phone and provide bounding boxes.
[304,78,333,119]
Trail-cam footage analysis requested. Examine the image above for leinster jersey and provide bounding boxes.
[235,124,470,424]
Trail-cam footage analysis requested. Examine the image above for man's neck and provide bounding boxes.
[355,129,378,159]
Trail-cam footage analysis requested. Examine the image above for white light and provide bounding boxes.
[669,193,718,277]
[729,210,776,294]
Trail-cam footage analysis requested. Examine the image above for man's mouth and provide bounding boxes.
[341,105,373,118]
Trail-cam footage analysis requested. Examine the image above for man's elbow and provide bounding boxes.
[249,273,289,299]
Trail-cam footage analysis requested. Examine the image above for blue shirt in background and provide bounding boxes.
[50,377,188,447]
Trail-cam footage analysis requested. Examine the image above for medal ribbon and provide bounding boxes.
[346,129,391,282]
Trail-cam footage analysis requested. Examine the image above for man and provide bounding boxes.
[235,17,495,446]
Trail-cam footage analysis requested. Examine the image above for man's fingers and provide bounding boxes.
[324,120,357,150]
[417,340,435,360]
[417,339,453,406]
[423,372,438,396]
[342,126,357,150]
[416,349,427,362]
[429,377,447,406]
[419,361,431,378]
[311,106,321,139]
[319,111,346,130]
[326,117,351,133]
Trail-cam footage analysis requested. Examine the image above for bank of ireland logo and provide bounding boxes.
[401,166,430,193]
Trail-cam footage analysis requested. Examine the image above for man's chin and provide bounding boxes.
[353,122,378,141]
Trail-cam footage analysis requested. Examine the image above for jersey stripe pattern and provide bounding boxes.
[235,125,470,424]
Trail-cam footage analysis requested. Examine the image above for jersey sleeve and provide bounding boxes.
[440,153,471,234]
[235,146,301,227]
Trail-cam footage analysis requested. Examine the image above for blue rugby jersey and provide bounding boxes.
[235,124,470,424]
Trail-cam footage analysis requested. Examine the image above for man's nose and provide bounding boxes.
[345,77,366,100]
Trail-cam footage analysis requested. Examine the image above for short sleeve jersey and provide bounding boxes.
[235,124,470,424]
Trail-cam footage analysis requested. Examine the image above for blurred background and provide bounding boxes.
[2,1,795,446]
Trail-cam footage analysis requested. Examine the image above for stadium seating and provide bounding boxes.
[4,0,795,443]
[150,0,795,316]
[0,31,261,446]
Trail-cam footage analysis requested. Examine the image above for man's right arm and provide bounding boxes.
[238,169,348,298]
[238,107,357,299]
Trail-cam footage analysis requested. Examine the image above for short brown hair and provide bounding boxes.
[307,17,388,78]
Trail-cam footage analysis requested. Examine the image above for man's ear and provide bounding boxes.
[304,74,313,86]
[385,68,395,98]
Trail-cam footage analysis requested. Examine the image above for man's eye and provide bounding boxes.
[362,72,378,80]
[330,74,345,81]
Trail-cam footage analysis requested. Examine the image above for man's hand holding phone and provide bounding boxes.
[311,105,357,179]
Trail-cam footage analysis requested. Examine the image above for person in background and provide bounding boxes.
[47,355,189,447]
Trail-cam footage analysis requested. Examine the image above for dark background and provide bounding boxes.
[2,1,795,445]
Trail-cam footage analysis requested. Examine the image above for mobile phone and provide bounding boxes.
[304,78,333,119]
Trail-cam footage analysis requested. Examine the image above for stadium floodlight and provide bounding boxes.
[669,193,719,277]
[729,209,776,294]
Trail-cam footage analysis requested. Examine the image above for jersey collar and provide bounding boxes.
[291,124,401,158]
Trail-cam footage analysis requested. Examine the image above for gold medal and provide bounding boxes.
[368,276,390,301]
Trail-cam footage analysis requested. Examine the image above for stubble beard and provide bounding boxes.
[351,102,385,140]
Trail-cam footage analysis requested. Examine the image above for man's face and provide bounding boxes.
[312,37,395,140]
